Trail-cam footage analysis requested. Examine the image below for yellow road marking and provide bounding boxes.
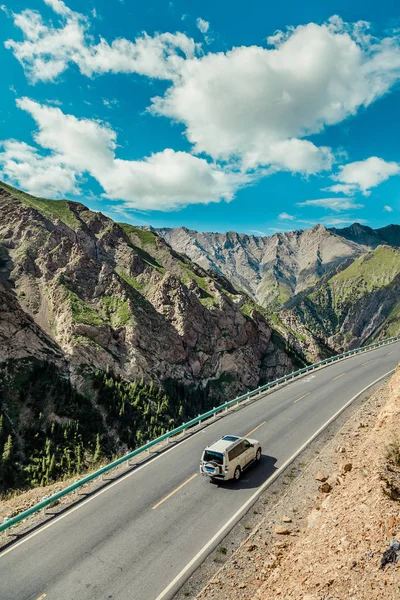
[332,373,345,381]
[387,351,394,356]
[245,421,266,437]
[362,360,372,365]
[36,595,47,600]
[152,474,198,510]
[293,392,311,404]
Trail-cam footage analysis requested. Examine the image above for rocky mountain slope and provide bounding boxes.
[0,181,329,393]
[0,181,330,492]
[157,224,400,310]
[291,245,400,351]
[331,222,400,248]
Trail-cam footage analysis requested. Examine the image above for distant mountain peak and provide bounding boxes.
[156,221,398,310]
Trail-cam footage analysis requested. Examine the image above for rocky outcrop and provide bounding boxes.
[0,182,323,401]
[0,282,65,365]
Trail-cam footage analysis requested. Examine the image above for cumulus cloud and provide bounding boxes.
[6,4,400,202]
[384,205,393,212]
[0,139,80,197]
[326,156,400,195]
[297,198,364,212]
[196,18,209,34]
[0,99,245,210]
[5,0,198,83]
[150,17,400,172]
[278,212,295,220]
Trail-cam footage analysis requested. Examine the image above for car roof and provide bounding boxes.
[206,435,244,454]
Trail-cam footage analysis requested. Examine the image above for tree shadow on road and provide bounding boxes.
[211,454,278,490]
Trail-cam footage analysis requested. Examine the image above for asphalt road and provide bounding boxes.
[1,342,399,600]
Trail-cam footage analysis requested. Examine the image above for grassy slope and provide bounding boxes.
[0,181,81,230]
[302,246,400,338]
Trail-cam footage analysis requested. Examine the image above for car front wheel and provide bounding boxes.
[256,448,261,461]
[234,466,241,481]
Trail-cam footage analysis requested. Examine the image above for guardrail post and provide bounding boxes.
[42,496,48,517]
[3,517,10,537]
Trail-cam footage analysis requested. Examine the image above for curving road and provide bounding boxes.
[1,342,399,600]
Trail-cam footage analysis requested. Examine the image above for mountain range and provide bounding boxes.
[157,223,400,311]
[0,182,331,491]
[0,179,398,492]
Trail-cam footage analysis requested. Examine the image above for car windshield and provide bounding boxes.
[203,450,224,464]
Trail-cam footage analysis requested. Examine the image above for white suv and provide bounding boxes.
[200,435,262,482]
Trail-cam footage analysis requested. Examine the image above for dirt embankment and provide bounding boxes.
[197,367,400,600]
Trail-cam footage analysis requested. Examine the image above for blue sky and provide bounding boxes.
[1,0,400,234]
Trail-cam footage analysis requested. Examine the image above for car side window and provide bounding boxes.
[243,439,251,449]
[229,444,239,460]
[236,441,246,456]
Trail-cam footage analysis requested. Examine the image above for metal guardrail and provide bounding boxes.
[1,334,399,534]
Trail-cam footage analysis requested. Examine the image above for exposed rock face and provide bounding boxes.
[157,223,400,349]
[156,225,370,309]
[0,282,65,366]
[0,182,323,400]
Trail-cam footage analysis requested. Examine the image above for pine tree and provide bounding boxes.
[2,434,13,463]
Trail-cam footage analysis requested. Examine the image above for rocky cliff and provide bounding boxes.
[0,181,324,396]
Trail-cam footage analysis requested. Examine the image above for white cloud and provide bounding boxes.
[150,17,400,173]
[196,18,209,34]
[0,139,79,197]
[297,198,364,212]
[6,5,400,195]
[278,212,295,220]
[326,156,400,195]
[322,183,355,195]
[384,205,393,212]
[0,99,246,211]
[102,98,119,109]
[299,215,368,227]
[5,1,199,83]
[322,216,368,226]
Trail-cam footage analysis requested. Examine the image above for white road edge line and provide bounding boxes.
[153,368,395,600]
[1,344,397,556]
[0,425,208,558]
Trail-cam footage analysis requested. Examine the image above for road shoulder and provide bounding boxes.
[175,372,399,599]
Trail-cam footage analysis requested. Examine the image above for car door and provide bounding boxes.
[242,439,254,468]
[233,441,246,470]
